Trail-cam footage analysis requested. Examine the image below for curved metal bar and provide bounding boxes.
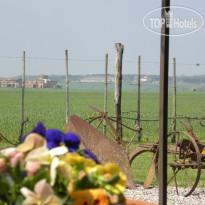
[129,145,154,164]
[88,115,104,124]
[108,117,141,132]
[200,118,205,127]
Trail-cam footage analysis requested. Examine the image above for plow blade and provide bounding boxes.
[65,115,136,189]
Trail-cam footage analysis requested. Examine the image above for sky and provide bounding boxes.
[0,0,205,77]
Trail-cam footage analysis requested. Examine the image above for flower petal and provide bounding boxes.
[62,152,85,165]
[0,158,7,174]
[25,147,52,165]
[32,122,46,137]
[0,147,17,156]
[22,122,46,142]
[25,161,42,177]
[18,133,46,152]
[83,149,101,164]
[45,129,62,149]
[61,133,80,152]
[44,195,62,205]
[104,163,126,192]
[34,179,53,200]
[49,146,68,157]
[50,157,59,186]
[20,187,37,199]
[58,161,72,179]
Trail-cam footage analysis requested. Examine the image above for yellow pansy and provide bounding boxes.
[61,152,96,168]
[202,148,205,156]
[57,160,72,179]
[69,189,109,205]
[103,163,127,192]
[86,164,105,174]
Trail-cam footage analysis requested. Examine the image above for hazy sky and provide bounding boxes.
[0,0,204,77]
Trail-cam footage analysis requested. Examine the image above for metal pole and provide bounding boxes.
[65,50,69,123]
[104,53,108,135]
[137,55,141,141]
[171,57,176,143]
[20,51,25,141]
[159,1,170,205]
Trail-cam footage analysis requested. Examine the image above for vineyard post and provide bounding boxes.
[158,1,170,204]
[104,53,108,135]
[20,51,25,141]
[114,43,124,139]
[65,50,69,123]
[171,57,176,143]
[137,55,141,141]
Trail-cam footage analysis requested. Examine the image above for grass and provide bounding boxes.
[0,88,205,190]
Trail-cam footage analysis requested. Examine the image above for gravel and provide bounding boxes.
[123,185,205,205]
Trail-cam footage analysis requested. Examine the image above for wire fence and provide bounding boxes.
[0,53,205,144]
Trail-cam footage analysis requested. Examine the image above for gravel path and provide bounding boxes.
[124,185,205,205]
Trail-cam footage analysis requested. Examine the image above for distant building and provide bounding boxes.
[140,76,148,82]
[80,76,115,83]
[26,75,60,88]
[0,78,22,88]
[133,75,149,83]
[0,75,61,89]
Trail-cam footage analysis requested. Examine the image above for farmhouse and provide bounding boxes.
[26,75,59,88]
[0,75,61,89]
[0,78,22,88]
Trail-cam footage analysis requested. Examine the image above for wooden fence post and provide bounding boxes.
[65,50,69,123]
[114,43,124,139]
[171,57,176,142]
[20,51,25,141]
[137,55,141,141]
[104,53,108,135]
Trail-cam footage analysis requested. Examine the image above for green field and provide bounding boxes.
[1,88,205,189]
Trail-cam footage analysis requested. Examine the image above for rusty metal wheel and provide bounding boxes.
[128,143,159,188]
[155,131,201,197]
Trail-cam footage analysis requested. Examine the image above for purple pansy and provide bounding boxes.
[22,122,80,152]
[44,129,62,149]
[22,122,101,163]
[83,149,101,164]
[32,122,46,137]
[45,130,80,152]
[61,133,81,152]
[22,122,46,142]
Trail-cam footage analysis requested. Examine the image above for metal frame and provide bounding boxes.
[159,0,170,204]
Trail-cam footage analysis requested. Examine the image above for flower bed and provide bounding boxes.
[0,122,127,205]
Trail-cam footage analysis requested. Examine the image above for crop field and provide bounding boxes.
[0,87,205,188]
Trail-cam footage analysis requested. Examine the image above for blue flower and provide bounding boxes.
[83,149,101,164]
[44,129,62,149]
[22,122,46,142]
[45,130,80,152]
[22,122,80,152]
[61,133,80,152]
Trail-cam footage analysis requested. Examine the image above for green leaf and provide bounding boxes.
[22,168,50,190]
[106,174,120,185]
[0,175,11,201]
[14,195,24,205]
[10,161,23,183]
[53,174,69,197]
